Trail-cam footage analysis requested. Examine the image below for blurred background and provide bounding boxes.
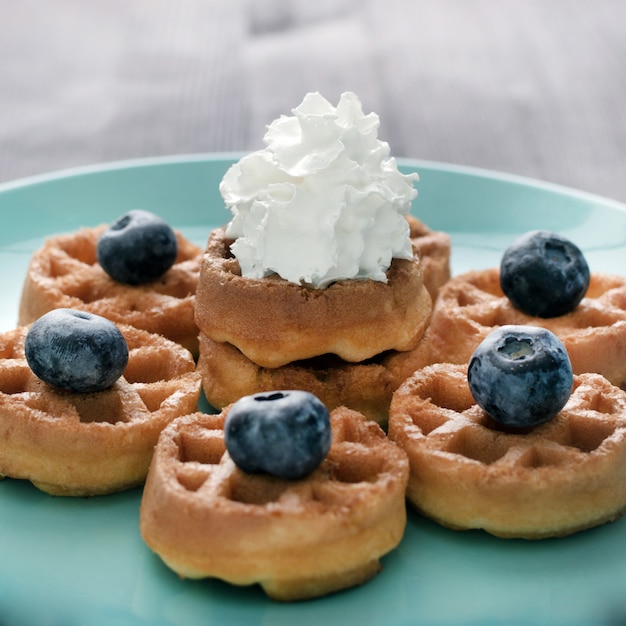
[1,0,625,201]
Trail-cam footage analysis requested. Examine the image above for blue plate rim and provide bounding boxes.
[1,152,625,216]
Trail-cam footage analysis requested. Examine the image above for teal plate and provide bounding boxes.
[1,155,626,626]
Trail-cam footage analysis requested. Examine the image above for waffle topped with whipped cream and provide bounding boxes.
[195,92,450,424]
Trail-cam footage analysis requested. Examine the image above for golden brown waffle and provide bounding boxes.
[194,224,434,369]
[388,363,626,538]
[196,331,431,425]
[406,215,451,301]
[140,406,409,600]
[0,324,201,496]
[424,269,626,389]
[18,225,203,356]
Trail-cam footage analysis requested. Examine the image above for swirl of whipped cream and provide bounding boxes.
[220,91,418,289]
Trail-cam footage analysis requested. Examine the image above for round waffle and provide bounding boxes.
[194,225,434,369]
[18,225,203,355]
[406,215,451,300]
[196,331,431,425]
[388,363,626,538]
[425,269,626,389]
[0,324,201,496]
[140,406,409,601]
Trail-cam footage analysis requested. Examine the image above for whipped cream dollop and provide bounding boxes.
[220,91,418,288]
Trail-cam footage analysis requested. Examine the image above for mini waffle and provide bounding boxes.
[194,224,434,369]
[18,225,202,355]
[406,215,451,301]
[196,331,431,425]
[388,363,626,538]
[140,406,409,601]
[425,269,626,389]
[0,325,201,496]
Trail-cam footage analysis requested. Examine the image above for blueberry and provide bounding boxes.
[25,308,129,393]
[500,230,590,318]
[97,210,178,285]
[467,325,573,428]
[224,390,332,480]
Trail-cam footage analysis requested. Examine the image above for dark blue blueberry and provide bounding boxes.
[25,308,129,393]
[467,325,573,428]
[500,230,590,318]
[224,390,332,480]
[97,210,178,285]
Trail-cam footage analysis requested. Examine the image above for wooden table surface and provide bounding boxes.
[1,0,625,202]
